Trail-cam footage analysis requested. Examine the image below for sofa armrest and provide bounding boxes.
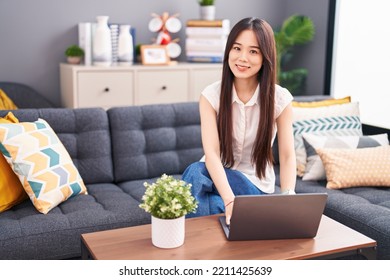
[0,82,54,108]
[362,123,390,140]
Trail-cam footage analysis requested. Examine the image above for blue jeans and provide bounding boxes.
[182,162,265,218]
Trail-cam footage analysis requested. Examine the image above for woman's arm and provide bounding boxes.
[199,95,235,222]
[276,103,297,193]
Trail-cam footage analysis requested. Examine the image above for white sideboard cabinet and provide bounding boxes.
[60,63,222,109]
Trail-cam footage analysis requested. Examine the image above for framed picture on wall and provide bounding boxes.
[141,45,170,65]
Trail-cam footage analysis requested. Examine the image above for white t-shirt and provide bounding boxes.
[201,80,293,193]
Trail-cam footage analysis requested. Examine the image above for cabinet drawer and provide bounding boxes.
[77,71,134,109]
[136,70,188,105]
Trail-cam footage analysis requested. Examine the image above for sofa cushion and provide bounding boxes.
[316,145,390,189]
[0,182,151,259]
[302,133,389,181]
[108,103,203,182]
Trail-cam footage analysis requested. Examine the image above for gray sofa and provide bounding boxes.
[1,102,389,259]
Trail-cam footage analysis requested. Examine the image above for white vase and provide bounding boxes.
[151,216,185,249]
[93,16,112,66]
[117,25,134,66]
[200,6,216,21]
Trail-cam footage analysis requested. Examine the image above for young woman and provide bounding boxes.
[182,17,297,224]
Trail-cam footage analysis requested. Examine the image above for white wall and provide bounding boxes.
[331,0,390,128]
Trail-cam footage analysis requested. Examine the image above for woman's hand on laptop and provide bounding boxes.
[225,199,235,225]
[281,189,296,195]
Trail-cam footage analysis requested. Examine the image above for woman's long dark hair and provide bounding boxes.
[218,17,276,179]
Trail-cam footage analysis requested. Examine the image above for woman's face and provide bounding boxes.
[228,29,263,81]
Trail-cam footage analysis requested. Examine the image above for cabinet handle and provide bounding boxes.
[161,86,167,90]
[104,87,110,92]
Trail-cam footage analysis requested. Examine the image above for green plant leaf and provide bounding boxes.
[139,174,198,219]
[65,45,84,57]
[198,0,214,6]
[281,15,315,46]
[274,14,315,95]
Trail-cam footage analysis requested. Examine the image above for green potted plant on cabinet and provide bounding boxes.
[64,44,85,65]
[274,14,315,95]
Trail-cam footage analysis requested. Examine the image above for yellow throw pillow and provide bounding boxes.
[0,89,18,110]
[316,145,390,189]
[292,96,351,108]
[0,112,28,212]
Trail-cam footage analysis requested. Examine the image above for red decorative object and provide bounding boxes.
[148,12,182,59]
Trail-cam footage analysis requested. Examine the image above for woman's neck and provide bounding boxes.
[234,78,258,104]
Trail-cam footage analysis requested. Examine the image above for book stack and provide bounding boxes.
[185,19,230,63]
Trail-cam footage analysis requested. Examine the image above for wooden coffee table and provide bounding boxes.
[81,214,376,260]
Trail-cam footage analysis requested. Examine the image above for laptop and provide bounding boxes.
[219,193,328,241]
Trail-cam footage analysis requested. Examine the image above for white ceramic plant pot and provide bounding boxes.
[200,6,216,21]
[93,16,112,66]
[151,216,185,249]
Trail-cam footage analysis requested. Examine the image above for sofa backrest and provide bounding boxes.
[108,102,203,182]
[0,108,114,184]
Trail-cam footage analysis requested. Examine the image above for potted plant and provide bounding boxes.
[198,0,214,5]
[274,14,315,95]
[64,44,85,64]
[139,174,198,248]
[198,0,216,20]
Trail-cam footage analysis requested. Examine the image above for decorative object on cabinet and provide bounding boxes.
[109,23,120,63]
[274,14,315,95]
[64,44,85,64]
[198,0,216,20]
[185,19,229,63]
[78,22,92,65]
[148,12,182,60]
[117,25,134,65]
[92,16,112,66]
[141,45,170,65]
[79,20,136,65]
